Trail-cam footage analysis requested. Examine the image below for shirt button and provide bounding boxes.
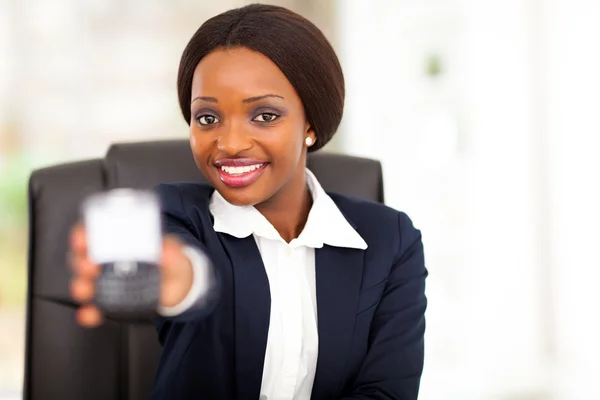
[286,247,293,257]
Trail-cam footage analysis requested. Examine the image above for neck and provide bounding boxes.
[255,170,312,243]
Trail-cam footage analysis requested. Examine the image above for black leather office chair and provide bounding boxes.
[24,139,384,400]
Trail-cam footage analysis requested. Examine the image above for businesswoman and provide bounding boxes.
[70,4,427,399]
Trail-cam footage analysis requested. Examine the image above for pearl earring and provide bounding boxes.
[305,137,313,146]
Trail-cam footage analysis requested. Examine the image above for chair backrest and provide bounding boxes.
[24,139,384,400]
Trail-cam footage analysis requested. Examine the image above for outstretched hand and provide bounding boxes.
[69,224,194,327]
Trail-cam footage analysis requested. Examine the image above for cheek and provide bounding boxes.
[272,121,305,154]
[189,130,211,168]
[285,124,307,161]
[189,130,198,149]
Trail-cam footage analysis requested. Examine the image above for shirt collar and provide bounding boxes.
[209,169,368,250]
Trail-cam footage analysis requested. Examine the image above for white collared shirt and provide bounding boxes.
[160,169,367,400]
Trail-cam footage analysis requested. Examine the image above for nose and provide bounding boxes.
[216,121,253,156]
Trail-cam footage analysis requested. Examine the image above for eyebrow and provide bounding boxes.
[243,94,284,103]
[192,96,218,103]
[191,94,285,104]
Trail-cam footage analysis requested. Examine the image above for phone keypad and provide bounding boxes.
[95,261,160,320]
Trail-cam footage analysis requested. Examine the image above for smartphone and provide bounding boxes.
[82,189,162,321]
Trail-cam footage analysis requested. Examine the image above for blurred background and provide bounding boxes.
[1,0,599,399]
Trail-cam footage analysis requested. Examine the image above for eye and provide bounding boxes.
[253,113,279,123]
[196,114,220,125]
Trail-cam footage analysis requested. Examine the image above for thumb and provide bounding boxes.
[159,235,194,308]
[160,235,184,275]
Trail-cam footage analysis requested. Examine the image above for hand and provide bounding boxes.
[69,224,194,328]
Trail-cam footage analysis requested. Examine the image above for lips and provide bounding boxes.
[214,158,269,188]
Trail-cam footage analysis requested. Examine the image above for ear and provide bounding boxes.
[304,121,317,148]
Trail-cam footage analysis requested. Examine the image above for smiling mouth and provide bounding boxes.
[219,163,265,175]
[215,162,269,188]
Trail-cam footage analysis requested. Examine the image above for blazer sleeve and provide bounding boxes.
[344,212,427,400]
[153,184,221,335]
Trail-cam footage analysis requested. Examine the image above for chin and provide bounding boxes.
[215,185,267,207]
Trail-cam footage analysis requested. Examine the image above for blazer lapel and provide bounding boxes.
[311,245,365,399]
[219,234,271,400]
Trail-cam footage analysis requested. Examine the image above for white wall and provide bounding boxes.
[335,0,565,398]
[542,0,600,398]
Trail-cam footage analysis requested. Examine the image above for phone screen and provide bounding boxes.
[83,189,162,264]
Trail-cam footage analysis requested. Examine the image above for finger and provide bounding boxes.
[70,277,95,303]
[71,255,101,279]
[70,223,87,254]
[76,305,103,328]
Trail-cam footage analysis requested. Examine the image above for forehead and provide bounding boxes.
[191,47,298,101]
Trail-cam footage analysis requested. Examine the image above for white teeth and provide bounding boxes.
[221,164,263,175]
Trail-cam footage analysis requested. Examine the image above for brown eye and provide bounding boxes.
[253,113,279,123]
[197,115,219,125]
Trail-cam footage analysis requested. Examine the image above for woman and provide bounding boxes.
[70,4,427,399]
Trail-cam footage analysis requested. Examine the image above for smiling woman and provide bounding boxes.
[68,4,427,400]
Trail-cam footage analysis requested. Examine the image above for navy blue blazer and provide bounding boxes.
[151,183,427,400]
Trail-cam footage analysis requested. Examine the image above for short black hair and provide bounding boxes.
[177,4,345,152]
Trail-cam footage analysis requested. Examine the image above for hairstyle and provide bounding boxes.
[177,4,344,152]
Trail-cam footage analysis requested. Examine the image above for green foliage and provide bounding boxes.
[0,153,29,229]
[0,152,31,306]
[426,54,443,78]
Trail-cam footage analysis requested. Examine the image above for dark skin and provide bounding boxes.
[189,46,317,241]
[69,46,316,326]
